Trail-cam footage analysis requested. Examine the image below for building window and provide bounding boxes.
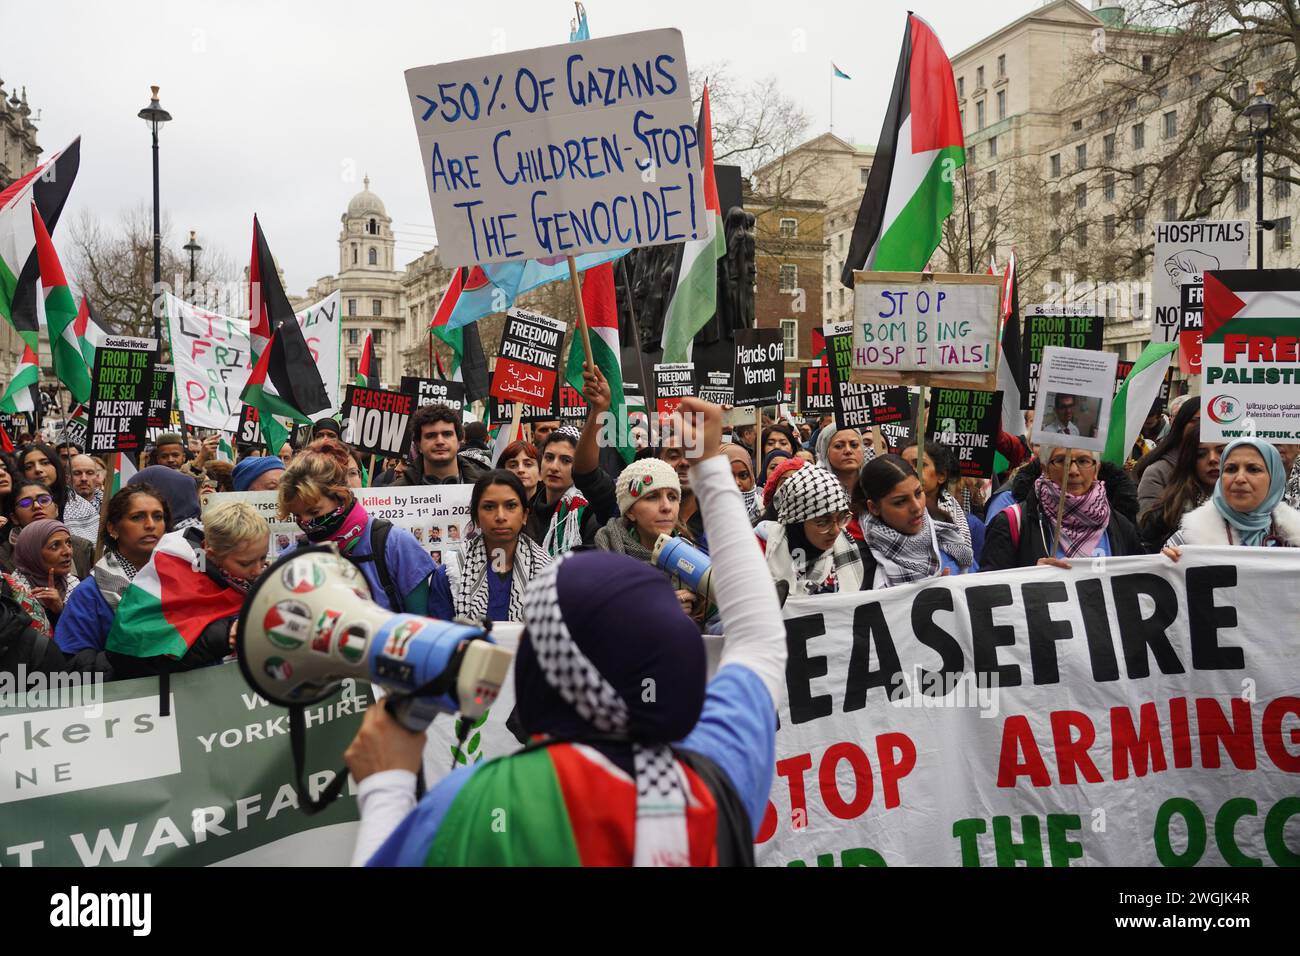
[1190,71,1202,89]
[986,205,998,227]
[347,298,357,317]
[1103,174,1115,201]
[1164,196,1177,221]
[840,289,848,308]
[348,358,359,380]
[1072,118,1083,132]
[368,247,378,266]
[368,218,377,235]
[1276,167,1292,199]
[986,170,996,192]
[1156,85,1168,101]
[1050,227,1062,250]
[826,292,833,310]
[1105,215,1116,240]
[1135,209,1146,235]
[781,320,798,359]
[1076,184,1087,209]
[997,90,1006,120]
[780,217,797,239]
[1141,53,1154,72]
[988,136,997,159]
[960,108,965,129]
[1276,216,1292,250]
[372,298,382,316]
[1049,153,1061,177]
[859,167,870,184]
[1135,168,1146,193]
[1077,224,1088,249]
[997,54,1006,78]
[1236,180,1250,211]
[976,66,985,89]
[976,100,985,129]
[1137,290,1146,316]
[957,76,964,98]
[1132,122,1145,149]
[1051,192,1063,215]
[779,264,797,292]
[1104,133,1116,160]
[825,264,831,281]
[1076,144,1087,170]
[1050,268,1063,285]
[1234,82,1248,103]
[351,246,357,265]
[347,328,358,345]
[1162,110,1177,139]
[372,329,382,345]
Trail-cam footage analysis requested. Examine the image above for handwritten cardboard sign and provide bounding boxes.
[850,272,999,388]
[404,29,705,264]
[490,308,566,409]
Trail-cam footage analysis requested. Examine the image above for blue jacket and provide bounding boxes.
[55,575,114,655]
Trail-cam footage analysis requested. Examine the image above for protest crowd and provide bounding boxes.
[2,7,1297,878]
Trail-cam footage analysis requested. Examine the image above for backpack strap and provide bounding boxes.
[1004,503,1022,550]
[347,519,405,612]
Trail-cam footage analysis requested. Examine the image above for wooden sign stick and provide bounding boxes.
[1050,446,1073,558]
[566,256,595,369]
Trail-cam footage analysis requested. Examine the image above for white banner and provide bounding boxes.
[424,550,1300,866]
[167,291,343,432]
[209,484,474,582]
[404,29,704,264]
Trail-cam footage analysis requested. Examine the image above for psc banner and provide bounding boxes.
[0,662,368,866]
[764,549,1300,867]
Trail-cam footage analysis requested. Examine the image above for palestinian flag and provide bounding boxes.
[0,343,39,413]
[1103,340,1178,467]
[105,530,245,659]
[430,266,490,400]
[32,205,91,404]
[74,293,113,370]
[564,262,635,464]
[369,743,722,866]
[356,331,380,387]
[241,216,330,452]
[841,15,964,285]
[660,84,725,364]
[110,451,138,495]
[0,138,80,350]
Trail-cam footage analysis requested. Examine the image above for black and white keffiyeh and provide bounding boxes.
[521,553,690,867]
[1287,456,1300,509]
[935,490,975,570]
[864,511,943,585]
[774,465,850,525]
[453,530,550,623]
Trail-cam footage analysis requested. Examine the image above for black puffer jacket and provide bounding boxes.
[980,460,1142,571]
[0,576,66,678]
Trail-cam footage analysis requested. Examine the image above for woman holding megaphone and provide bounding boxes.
[347,395,788,867]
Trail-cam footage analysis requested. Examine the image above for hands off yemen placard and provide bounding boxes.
[405,30,705,264]
[1030,346,1117,453]
[733,327,784,407]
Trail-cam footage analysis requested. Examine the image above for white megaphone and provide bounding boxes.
[236,543,513,731]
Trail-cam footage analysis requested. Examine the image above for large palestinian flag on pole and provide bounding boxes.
[355,331,380,387]
[429,266,490,401]
[105,530,245,659]
[840,15,964,286]
[659,84,724,364]
[0,138,81,350]
[32,204,92,404]
[241,216,330,451]
[564,262,635,463]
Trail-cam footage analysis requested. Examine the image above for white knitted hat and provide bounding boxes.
[616,458,681,515]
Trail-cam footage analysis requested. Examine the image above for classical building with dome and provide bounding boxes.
[299,176,454,387]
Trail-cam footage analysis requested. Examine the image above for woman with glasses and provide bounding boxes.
[0,482,94,578]
[980,447,1142,571]
[759,465,869,604]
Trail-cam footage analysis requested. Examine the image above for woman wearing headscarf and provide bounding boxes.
[721,442,760,522]
[858,455,976,587]
[760,448,793,484]
[11,519,80,630]
[758,464,867,603]
[106,501,270,679]
[981,447,1143,571]
[428,470,550,624]
[278,438,434,614]
[1163,438,1300,553]
[56,485,171,661]
[348,397,786,867]
[593,458,704,620]
[1138,429,1222,552]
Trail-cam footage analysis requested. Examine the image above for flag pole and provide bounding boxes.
[566,256,595,368]
[961,162,976,273]
[913,385,927,481]
[618,257,654,421]
[95,455,115,562]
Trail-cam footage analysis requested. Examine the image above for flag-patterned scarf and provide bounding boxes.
[1033,475,1111,558]
[541,486,589,557]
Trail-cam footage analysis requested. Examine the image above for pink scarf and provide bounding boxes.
[1033,476,1111,558]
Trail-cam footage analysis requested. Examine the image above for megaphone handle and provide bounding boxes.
[288,703,350,816]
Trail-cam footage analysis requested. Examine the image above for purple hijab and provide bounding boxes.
[15,518,72,593]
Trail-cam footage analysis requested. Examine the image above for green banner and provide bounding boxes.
[0,662,369,866]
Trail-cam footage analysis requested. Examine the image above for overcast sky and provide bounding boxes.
[8,0,1042,298]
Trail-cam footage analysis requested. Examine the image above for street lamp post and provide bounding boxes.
[137,86,172,349]
[1244,80,1275,270]
[183,230,202,299]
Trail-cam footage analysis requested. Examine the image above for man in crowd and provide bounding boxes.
[233,455,286,492]
[69,454,103,509]
[395,404,488,486]
[311,417,342,443]
[153,433,188,469]
[531,419,560,453]
[56,441,81,470]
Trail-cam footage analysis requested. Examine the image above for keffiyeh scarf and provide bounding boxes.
[522,553,689,866]
[865,511,943,585]
[935,490,975,570]
[541,486,589,557]
[454,530,551,623]
[764,522,866,597]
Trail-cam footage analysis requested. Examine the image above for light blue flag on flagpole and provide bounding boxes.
[570,3,589,41]
[832,63,851,80]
